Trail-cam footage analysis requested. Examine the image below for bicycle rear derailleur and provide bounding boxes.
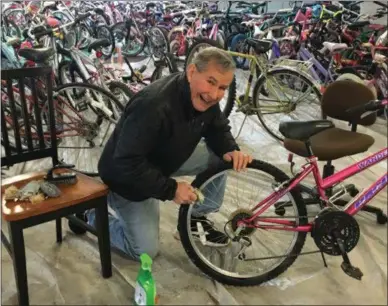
[311,208,363,280]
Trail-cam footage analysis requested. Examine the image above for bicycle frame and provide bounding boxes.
[242,146,388,233]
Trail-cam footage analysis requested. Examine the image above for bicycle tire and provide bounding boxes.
[253,68,322,142]
[54,82,124,176]
[119,21,146,57]
[150,52,179,82]
[147,26,170,59]
[177,160,307,286]
[184,38,236,118]
[4,19,21,39]
[96,25,115,60]
[108,80,135,108]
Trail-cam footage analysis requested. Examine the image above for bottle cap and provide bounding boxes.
[140,253,152,271]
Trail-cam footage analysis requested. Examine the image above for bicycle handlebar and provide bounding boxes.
[373,1,388,9]
[33,11,92,39]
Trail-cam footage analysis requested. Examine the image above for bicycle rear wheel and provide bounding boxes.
[178,160,307,286]
[53,83,124,176]
[253,68,322,141]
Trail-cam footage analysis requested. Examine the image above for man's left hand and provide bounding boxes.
[223,150,253,171]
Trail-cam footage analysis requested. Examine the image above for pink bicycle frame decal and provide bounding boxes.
[245,147,387,232]
[321,148,387,189]
[346,173,388,215]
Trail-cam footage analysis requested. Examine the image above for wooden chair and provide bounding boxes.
[1,67,112,306]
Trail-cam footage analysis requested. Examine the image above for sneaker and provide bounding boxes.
[175,216,230,247]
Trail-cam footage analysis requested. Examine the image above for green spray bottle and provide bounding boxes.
[134,253,158,305]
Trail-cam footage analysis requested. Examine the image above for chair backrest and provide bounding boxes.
[1,66,59,167]
[321,79,377,128]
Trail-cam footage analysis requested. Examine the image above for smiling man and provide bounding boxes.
[86,47,253,261]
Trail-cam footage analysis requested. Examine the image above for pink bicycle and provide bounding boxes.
[177,97,387,287]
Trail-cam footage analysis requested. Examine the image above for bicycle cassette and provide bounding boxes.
[311,208,360,256]
[229,208,256,236]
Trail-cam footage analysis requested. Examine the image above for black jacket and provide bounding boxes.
[98,72,239,202]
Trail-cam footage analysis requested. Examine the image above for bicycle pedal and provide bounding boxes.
[76,101,88,112]
[341,262,363,280]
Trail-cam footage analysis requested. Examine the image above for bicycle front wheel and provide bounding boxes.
[177,160,307,286]
[253,68,322,141]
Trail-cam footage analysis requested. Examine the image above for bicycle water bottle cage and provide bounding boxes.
[45,164,78,185]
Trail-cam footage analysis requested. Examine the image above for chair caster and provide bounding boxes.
[68,213,87,235]
[377,212,388,225]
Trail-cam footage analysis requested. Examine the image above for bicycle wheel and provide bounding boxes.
[147,26,170,60]
[150,52,179,82]
[53,82,124,176]
[108,80,135,108]
[253,68,322,142]
[119,21,146,57]
[177,160,307,286]
[184,38,236,118]
[96,25,115,60]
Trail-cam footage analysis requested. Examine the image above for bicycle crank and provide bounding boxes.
[311,208,363,280]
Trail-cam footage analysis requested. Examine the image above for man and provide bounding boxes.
[87,47,253,260]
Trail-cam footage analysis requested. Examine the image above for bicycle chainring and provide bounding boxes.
[229,208,256,237]
[311,208,360,256]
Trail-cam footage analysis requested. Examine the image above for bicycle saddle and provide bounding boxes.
[87,38,111,53]
[246,38,273,54]
[347,20,370,30]
[279,120,334,142]
[18,47,55,63]
[322,42,349,53]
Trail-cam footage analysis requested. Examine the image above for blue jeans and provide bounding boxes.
[87,140,226,261]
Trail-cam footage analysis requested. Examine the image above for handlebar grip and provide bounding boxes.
[33,27,53,40]
[373,1,388,9]
[74,12,91,24]
[209,10,223,15]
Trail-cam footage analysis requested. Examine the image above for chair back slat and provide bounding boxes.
[1,67,58,167]
[30,80,46,149]
[6,78,22,154]
[18,77,34,151]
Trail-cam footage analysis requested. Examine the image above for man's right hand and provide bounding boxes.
[173,181,198,205]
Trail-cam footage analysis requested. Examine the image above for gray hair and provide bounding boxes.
[192,46,236,73]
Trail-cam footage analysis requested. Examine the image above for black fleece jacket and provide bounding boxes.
[98,72,239,202]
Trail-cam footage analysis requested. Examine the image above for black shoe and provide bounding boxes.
[190,216,229,247]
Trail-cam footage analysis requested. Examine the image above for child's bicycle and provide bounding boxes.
[177,87,387,286]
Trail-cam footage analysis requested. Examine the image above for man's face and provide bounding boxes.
[187,61,234,112]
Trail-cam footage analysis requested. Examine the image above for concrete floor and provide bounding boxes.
[2,13,388,306]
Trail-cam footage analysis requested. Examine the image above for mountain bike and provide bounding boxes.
[177,97,387,286]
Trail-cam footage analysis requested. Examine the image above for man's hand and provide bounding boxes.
[173,181,198,205]
[223,150,253,171]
